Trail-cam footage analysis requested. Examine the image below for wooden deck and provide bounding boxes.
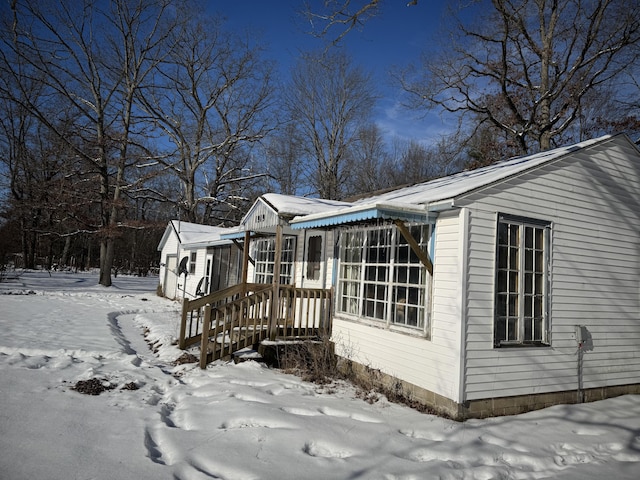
[179,283,332,368]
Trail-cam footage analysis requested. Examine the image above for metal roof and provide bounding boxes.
[290,203,437,229]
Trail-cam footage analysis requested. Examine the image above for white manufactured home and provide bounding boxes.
[157,221,240,300]
[290,134,640,419]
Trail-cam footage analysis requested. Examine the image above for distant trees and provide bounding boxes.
[0,0,182,285]
[0,0,274,282]
[400,0,640,162]
[283,50,377,199]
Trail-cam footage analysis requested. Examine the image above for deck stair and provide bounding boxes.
[179,282,332,369]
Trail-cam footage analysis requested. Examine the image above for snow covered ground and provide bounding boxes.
[1,271,639,480]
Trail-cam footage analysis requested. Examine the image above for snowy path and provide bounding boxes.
[1,271,640,480]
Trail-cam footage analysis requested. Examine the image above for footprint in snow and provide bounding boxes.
[230,392,271,404]
[303,441,354,458]
[280,406,323,417]
[319,406,382,423]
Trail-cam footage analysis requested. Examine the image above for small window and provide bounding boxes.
[306,235,323,280]
[189,251,197,274]
[494,214,550,347]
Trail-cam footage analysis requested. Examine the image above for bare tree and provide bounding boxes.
[262,122,305,196]
[138,15,274,224]
[303,1,420,45]
[1,0,180,285]
[342,123,389,196]
[284,50,377,199]
[400,0,640,155]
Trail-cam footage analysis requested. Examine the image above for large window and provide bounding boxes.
[254,237,296,284]
[337,223,431,332]
[494,214,550,347]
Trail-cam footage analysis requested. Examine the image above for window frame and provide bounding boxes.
[336,222,432,336]
[306,235,323,281]
[494,213,551,348]
[253,236,296,285]
[189,251,197,275]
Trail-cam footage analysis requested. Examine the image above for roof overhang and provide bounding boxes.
[290,202,439,230]
[220,226,251,240]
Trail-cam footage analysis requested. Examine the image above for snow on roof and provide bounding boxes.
[261,193,351,217]
[354,134,613,206]
[159,220,232,249]
[291,135,614,228]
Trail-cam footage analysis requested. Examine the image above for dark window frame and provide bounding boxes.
[494,213,551,348]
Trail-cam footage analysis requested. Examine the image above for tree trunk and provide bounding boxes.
[60,236,71,267]
[99,238,113,286]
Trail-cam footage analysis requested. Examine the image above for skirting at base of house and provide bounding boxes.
[337,358,640,421]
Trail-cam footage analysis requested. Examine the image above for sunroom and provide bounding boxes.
[290,202,437,338]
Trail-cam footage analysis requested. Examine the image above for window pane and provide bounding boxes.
[524,273,533,294]
[497,270,507,292]
[535,228,544,249]
[498,246,509,269]
[497,294,507,316]
[525,227,533,248]
[535,251,544,271]
[525,249,533,270]
[509,271,518,292]
[509,224,519,246]
[507,317,518,341]
[509,247,519,269]
[508,294,518,316]
[498,222,508,245]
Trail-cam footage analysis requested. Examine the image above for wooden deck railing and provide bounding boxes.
[179,283,269,349]
[179,283,333,368]
[272,285,333,340]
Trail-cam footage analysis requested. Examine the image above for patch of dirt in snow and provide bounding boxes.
[71,377,116,395]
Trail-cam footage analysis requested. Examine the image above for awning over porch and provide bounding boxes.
[289,202,437,230]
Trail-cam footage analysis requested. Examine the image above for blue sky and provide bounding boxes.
[207,1,455,146]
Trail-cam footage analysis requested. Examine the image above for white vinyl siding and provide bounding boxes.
[458,138,640,400]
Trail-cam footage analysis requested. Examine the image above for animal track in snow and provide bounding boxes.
[399,429,447,442]
[219,417,293,430]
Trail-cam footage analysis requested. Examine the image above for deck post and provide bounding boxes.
[241,230,250,296]
[269,223,283,340]
[179,297,190,349]
[199,305,212,369]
